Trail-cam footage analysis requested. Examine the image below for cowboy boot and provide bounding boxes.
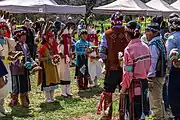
[101,92,113,120]
[20,93,29,108]
[8,93,20,107]
[66,85,73,97]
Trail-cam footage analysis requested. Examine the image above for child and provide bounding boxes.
[88,46,102,87]
[75,29,90,91]
[9,28,37,108]
[58,28,72,97]
[120,21,151,119]
[38,31,60,103]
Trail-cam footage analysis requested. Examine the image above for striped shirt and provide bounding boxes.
[121,38,151,89]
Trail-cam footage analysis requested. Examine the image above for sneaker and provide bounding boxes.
[45,98,53,103]
[50,98,56,102]
[67,93,73,97]
[61,94,68,98]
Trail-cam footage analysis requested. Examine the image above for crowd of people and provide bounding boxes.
[0,10,180,120]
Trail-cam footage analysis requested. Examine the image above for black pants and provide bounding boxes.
[130,80,150,119]
[169,67,180,117]
[12,74,31,94]
[76,55,89,76]
[104,70,122,93]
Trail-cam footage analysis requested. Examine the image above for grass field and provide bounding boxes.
[2,67,120,120]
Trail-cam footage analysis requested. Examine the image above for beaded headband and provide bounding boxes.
[125,25,141,36]
[14,30,26,38]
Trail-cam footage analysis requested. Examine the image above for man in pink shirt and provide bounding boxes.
[120,21,151,120]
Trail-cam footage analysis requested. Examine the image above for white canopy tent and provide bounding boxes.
[146,0,179,17]
[171,0,180,10]
[0,0,86,14]
[93,0,161,16]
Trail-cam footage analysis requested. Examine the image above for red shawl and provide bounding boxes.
[62,34,72,63]
[38,34,58,57]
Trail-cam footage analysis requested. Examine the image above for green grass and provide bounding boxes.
[3,67,120,120]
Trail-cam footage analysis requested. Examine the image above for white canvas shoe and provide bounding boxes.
[44,91,52,103]
[50,90,56,102]
[66,85,73,96]
[61,85,68,97]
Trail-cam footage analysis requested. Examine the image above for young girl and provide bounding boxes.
[120,21,151,119]
[38,31,60,103]
[58,28,72,97]
[88,46,102,87]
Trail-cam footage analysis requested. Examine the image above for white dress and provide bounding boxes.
[88,51,102,81]
[57,44,71,83]
[0,38,15,93]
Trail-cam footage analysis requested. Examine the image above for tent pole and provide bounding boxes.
[145,16,147,27]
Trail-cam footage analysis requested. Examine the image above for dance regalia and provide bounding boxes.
[0,17,16,94]
[0,17,18,110]
[97,25,128,119]
[97,12,128,119]
[87,46,102,87]
[120,38,151,120]
[166,31,180,119]
[0,37,15,93]
[75,37,90,90]
[77,21,86,36]
[87,26,98,46]
[38,33,59,92]
[58,28,72,96]
[9,28,37,107]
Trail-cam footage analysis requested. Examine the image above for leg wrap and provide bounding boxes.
[77,76,83,90]
[97,92,113,120]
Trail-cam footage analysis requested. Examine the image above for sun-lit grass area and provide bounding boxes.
[2,67,120,120]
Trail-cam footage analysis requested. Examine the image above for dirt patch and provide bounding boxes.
[73,113,93,120]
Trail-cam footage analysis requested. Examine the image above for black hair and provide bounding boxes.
[173,18,180,31]
[41,37,47,45]
[80,31,88,35]
[96,30,100,34]
[161,21,168,29]
[126,21,141,39]
[152,16,163,26]
[152,31,160,37]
